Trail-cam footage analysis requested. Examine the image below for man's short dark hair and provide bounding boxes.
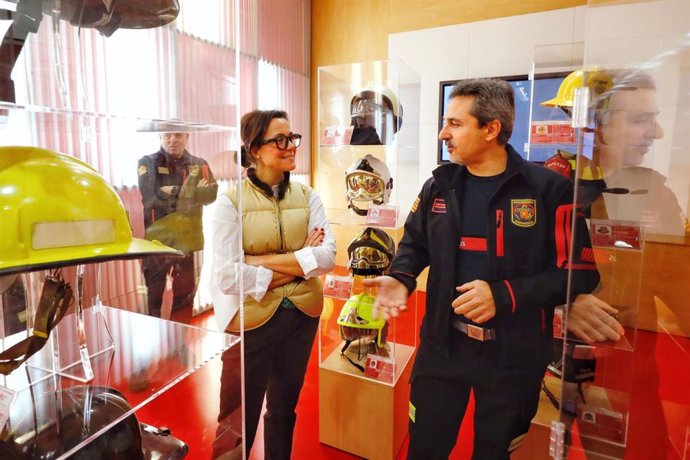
[448,78,515,145]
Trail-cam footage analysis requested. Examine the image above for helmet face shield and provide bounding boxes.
[346,172,386,203]
[351,97,390,118]
[349,88,403,146]
[345,155,393,216]
[348,246,390,272]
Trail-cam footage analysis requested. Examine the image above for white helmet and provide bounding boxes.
[345,154,393,216]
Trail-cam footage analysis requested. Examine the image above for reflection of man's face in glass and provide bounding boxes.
[161,132,189,158]
[598,88,664,173]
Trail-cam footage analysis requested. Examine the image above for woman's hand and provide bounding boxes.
[304,227,325,247]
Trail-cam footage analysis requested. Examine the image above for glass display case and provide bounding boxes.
[522,1,690,459]
[316,60,420,460]
[1,304,237,458]
[0,1,242,458]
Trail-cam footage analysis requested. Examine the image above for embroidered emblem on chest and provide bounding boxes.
[431,198,446,214]
[511,199,537,227]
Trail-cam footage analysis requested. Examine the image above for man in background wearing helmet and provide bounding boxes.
[364,78,599,459]
[138,132,218,319]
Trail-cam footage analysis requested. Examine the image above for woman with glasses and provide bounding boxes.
[211,109,336,459]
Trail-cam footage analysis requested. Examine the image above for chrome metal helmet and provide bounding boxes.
[345,154,393,216]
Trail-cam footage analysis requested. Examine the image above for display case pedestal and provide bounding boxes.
[319,344,415,460]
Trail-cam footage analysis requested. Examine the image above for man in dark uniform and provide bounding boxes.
[137,132,217,318]
[364,79,600,459]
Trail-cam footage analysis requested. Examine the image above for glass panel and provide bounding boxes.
[1,2,240,323]
[560,0,690,458]
[1,1,243,458]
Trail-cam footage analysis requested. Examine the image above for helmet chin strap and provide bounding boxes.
[0,271,73,375]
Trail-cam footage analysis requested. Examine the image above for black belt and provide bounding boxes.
[452,318,496,342]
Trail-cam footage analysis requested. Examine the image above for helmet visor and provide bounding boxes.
[351,98,389,118]
[348,246,390,271]
[346,172,385,202]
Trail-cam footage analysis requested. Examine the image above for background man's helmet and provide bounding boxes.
[337,292,388,348]
[0,146,182,276]
[540,68,613,109]
[347,227,396,276]
[350,86,403,145]
[345,154,393,216]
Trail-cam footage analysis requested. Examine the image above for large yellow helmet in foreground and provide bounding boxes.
[0,146,182,275]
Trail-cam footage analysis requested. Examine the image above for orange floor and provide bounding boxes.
[136,307,690,460]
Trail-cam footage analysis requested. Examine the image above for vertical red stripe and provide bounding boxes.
[555,204,573,267]
[495,210,504,257]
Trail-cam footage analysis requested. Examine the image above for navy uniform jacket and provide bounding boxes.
[137,148,218,228]
[389,144,599,373]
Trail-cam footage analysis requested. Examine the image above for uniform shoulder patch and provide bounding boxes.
[511,199,537,227]
[138,164,148,176]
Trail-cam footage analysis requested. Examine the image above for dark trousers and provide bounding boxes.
[142,254,196,317]
[407,332,545,460]
[213,306,319,460]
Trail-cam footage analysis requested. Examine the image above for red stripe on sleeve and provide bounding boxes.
[503,280,517,313]
[459,237,487,251]
[580,247,594,263]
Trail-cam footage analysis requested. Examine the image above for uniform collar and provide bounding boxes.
[159,147,190,164]
[432,143,526,189]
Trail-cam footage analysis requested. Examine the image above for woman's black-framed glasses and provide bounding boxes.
[261,133,302,150]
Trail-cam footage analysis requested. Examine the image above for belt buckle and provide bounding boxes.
[466,324,485,342]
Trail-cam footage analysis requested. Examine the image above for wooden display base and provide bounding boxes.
[319,342,416,460]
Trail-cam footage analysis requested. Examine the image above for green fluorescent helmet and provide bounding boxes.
[0,146,182,275]
[337,292,387,347]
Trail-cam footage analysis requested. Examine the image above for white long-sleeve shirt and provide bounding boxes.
[210,184,337,331]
